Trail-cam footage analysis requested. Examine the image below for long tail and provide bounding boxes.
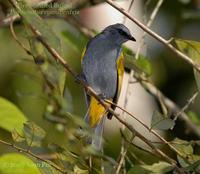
[84,96,108,150]
[92,116,106,150]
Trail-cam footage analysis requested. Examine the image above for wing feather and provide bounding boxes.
[107,52,124,119]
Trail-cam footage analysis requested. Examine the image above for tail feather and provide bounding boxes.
[84,96,108,150]
[92,116,106,150]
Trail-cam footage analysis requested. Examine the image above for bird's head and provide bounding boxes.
[103,23,136,45]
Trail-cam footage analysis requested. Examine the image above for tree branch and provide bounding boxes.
[173,91,199,121]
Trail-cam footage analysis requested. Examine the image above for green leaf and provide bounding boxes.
[124,54,152,76]
[178,0,191,4]
[187,111,200,128]
[15,0,66,95]
[141,161,173,174]
[151,111,175,130]
[177,155,190,168]
[34,160,61,174]
[61,29,87,53]
[0,97,27,135]
[74,165,88,174]
[23,121,46,147]
[135,56,152,76]
[0,153,41,174]
[15,0,61,53]
[170,138,193,158]
[194,70,200,92]
[175,39,200,91]
[128,165,149,174]
[12,129,25,142]
[185,159,200,172]
[128,161,174,174]
[177,154,200,172]
[123,46,152,76]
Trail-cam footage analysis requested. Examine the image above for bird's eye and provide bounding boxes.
[118,30,127,36]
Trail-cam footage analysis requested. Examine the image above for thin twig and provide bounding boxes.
[105,0,200,73]
[9,17,32,55]
[123,0,134,24]
[173,91,199,121]
[135,0,165,59]
[115,130,135,174]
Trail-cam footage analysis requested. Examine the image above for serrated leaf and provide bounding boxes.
[175,39,200,92]
[151,111,175,130]
[0,153,41,174]
[170,138,193,158]
[141,161,173,174]
[0,97,27,135]
[23,121,46,147]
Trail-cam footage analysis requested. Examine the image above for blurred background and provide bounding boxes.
[0,0,200,173]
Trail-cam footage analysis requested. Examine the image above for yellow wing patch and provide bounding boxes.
[116,53,124,101]
[81,47,86,63]
[88,97,111,127]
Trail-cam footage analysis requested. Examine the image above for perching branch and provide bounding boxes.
[105,0,200,73]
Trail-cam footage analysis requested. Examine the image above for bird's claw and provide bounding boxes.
[97,93,106,100]
[75,74,85,84]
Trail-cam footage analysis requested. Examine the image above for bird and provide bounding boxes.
[81,23,136,150]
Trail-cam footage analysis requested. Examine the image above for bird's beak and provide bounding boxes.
[129,35,136,41]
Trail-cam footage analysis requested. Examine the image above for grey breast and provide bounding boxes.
[82,33,121,99]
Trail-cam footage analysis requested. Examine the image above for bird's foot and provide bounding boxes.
[97,93,106,100]
[75,74,86,84]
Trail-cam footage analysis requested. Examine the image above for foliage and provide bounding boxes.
[0,97,27,135]
[0,0,199,174]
